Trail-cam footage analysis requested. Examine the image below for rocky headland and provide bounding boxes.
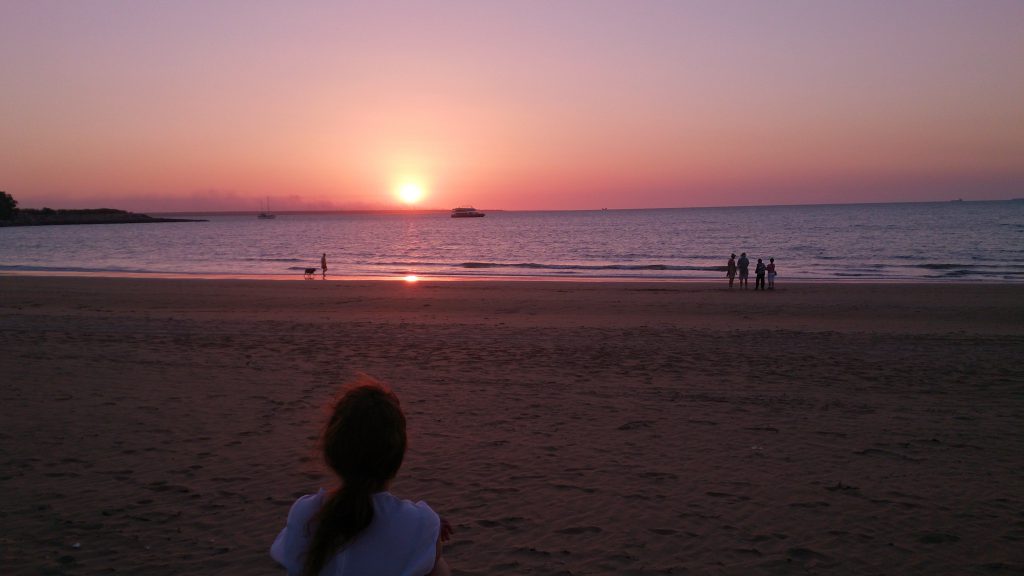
[0,208,205,227]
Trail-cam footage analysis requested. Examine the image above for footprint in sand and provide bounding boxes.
[918,532,960,543]
[618,420,654,430]
[555,526,602,535]
[640,471,678,481]
[789,501,830,508]
[476,518,525,531]
[551,483,596,493]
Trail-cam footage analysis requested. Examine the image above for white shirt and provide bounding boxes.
[271,490,440,576]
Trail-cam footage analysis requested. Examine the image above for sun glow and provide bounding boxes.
[404,274,419,282]
[396,182,426,205]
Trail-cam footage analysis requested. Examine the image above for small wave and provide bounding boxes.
[914,263,981,270]
[363,261,450,268]
[245,257,305,262]
[369,260,730,272]
[937,268,1024,278]
[0,264,153,274]
[458,262,725,272]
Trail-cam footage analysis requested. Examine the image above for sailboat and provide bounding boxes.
[258,197,276,219]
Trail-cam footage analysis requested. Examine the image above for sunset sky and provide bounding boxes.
[2,1,1022,212]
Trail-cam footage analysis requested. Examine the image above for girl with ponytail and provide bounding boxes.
[271,379,451,575]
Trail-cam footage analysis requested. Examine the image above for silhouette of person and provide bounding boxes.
[755,258,766,290]
[767,257,776,290]
[737,253,750,289]
[321,253,328,279]
[726,254,737,288]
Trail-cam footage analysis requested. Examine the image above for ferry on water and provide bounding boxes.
[451,207,485,218]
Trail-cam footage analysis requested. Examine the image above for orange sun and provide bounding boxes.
[396,182,425,205]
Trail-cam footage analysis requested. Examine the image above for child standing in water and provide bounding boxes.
[271,380,452,575]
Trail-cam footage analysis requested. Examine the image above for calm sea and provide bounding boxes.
[1,201,1022,282]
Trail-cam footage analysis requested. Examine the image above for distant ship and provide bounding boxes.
[451,206,485,218]
[258,197,276,219]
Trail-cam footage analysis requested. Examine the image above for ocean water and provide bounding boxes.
[1,201,1022,281]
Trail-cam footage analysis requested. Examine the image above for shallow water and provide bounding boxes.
[1,201,1021,281]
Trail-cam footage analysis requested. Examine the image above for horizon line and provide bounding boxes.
[146,197,1017,216]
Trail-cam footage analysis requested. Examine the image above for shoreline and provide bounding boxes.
[0,269,1015,284]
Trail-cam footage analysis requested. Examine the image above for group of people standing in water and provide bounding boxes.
[726,252,776,290]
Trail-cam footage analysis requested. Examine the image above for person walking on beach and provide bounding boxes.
[271,379,453,576]
[726,254,737,288]
[737,252,750,289]
[321,253,328,279]
[755,258,766,290]
[767,257,777,290]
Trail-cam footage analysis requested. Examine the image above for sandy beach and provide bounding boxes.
[1,276,1021,575]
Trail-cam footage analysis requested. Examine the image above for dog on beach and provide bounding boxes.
[303,268,318,278]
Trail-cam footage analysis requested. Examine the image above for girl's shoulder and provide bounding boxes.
[373,492,439,525]
[271,490,326,574]
[287,489,327,524]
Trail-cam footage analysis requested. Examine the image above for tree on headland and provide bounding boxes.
[0,191,18,220]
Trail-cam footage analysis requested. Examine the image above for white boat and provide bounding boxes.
[451,206,485,218]
[258,197,275,219]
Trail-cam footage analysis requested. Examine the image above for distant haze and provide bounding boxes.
[2,1,1022,211]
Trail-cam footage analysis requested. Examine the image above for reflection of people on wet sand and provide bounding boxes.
[271,379,453,576]
[726,254,737,288]
[737,252,750,289]
[321,253,328,279]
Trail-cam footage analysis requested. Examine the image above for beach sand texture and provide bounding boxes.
[1,277,1022,575]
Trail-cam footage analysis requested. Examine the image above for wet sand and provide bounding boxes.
[1,276,1022,575]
